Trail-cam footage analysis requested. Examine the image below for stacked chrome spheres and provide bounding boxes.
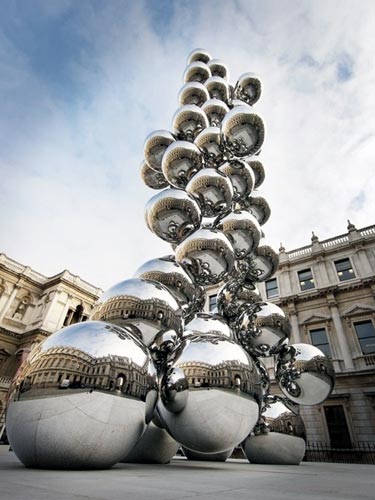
[5,49,334,469]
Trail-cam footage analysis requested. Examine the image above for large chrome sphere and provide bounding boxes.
[187,48,211,65]
[244,159,265,189]
[207,59,229,80]
[158,336,262,454]
[236,301,291,357]
[186,168,233,218]
[172,105,209,141]
[123,421,179,464]
[275,343,335,405]
[182,447,233,461]
[205,76,231,102]
[201,99,229,127]
[194,126,224,168]
[184,312,233,340]
[162,141,203,189]
[239,191,271,225]
[175,228,235,286]
[178,82,210,107]
[219,160,255,202]
[6,321,158,469]
[93,278,182,346]
[140,160,169,190]
[183,61,211,84]
[144,130,175,171]
[252,244,279,281]
[221,105,265,157]
[145,188,202,244]
[217,280,261,324]
[243,395,306,465]
[133,255,205,316]
[234,72,263,106]
[215,210,261,259]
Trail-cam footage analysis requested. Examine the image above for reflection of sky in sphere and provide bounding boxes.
[178,339,249,366]
[42,321,147,365]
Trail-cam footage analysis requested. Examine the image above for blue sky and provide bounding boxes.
[1,0,375,289]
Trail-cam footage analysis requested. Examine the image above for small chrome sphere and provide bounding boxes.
[194,126,224,167]
[140,160,169,190]
[184,312,233,340]
[182,447,233,461]
[145,188,202,244]
[236,301,291,357]
[235,72,263,106]
[215,210,261,259]
[93,278,182,346]
[172,104,209,141]
[183,61,211,84]
[187,48,211,65]
[6,321,158,469]
[186,168,233,218]
[144,130,175,171]
[162,141,203,189]
[221,105,265,157]
[158,336,263,454]
[219,160,255,201]
[201,99,229,127]
[205,76,231,103]
[239,191,271,225]
[244,159,265,189]
[252,244,279,282]
[178,82,210,107]
[207,59,229,80]
[175,228,235,286]
[275,343,335,405]
[217,279,261,324]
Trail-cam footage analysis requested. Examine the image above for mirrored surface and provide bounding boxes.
[144,130,175,171]
[172,105,210,141]
[162,141,203,189]
[178,82,210,107]
[186,168,233,217]
[221,106,265,157]
[215,210,261,259]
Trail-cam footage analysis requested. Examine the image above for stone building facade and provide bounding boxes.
[205,222,375,448]
[0,253,102,440]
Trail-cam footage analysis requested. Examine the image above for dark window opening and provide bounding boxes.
[298,268,315,291]
[265,278,279,298]
[335,258,355,281]
[354,320,375,355]
[310,328,332,357]
[324,405,352,448]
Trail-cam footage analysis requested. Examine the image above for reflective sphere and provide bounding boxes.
[123,422,179,464]
[217,280,261,324]
[221,105,265,157]
[145,188,202,244]
[187,48,211,65]
[182,447,233,461]
[186,168,233,218]
[94,278,182,346]
[201,99,229,127]
[245,159,265,189]
[215,210,261,259]
[184,312,233,340]
[162,141,203,189]
[236,301,291,357]
[235,72,263,106]
[172,105,209,141]
[252,244,279,281]
[275,343,335,405]
[207,59,229,80]
[175,228,235,286]
[133,255,205,316]
[158,336,262,454]
[194,126,224,168]
[178,82,210,107]
[140,160,169,190]
[205,76,231,102]
[219,160,255,201]
[239,191,271,225]
[183,61,211,84]
[6,321,158,469]
[144,130,175,171]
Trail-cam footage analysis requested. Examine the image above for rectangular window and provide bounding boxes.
[310,328,331,357]
[353,320,375,354]
[209,295,217,311]
[298,268,315,291]
[335,258,355,281]
[265,278,279,298]
[324,405,352,448]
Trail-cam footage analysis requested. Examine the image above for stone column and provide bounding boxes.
[328,295,354,370]
[287,303,301,343]
[40,290,61,331]
[0,284,20,322]
[57,295,73,330]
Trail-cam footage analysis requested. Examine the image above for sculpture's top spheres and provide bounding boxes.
[144,130,175,171]
[207,59,229,81]
[140,160,169,190]
[202,99,229,127]
[205,76,231,103]
[162,140,203,189]
[183,61,211,84]
[94,278,182,346]
[172,105,209,141]
[178,82,210,107]
[194,126,224,168]
[221,105,265,157]
[187,48,212,65]
[235,72,263,105]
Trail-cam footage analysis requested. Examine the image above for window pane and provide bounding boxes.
[266,278,278,298]
[335,258,355,281]
[209,295,217,311]
[310,328,331,357]
[298,269,315,291]
[298,269,312,280]
[354,321,375,354]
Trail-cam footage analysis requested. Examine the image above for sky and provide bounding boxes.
[1,0,375,290]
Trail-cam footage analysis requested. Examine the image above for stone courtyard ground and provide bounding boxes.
[0,445,372,500]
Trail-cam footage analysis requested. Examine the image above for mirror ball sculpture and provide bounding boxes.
[6,48,334,469]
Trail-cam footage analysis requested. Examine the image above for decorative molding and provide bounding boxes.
[343,304,375,317]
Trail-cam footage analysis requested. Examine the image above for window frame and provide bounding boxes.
[208,294,217,311]
[352,319,375,355]
[265,278,279,298]
[334,257,356,282]
[297,267,315,291]
[309,327,332,358]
